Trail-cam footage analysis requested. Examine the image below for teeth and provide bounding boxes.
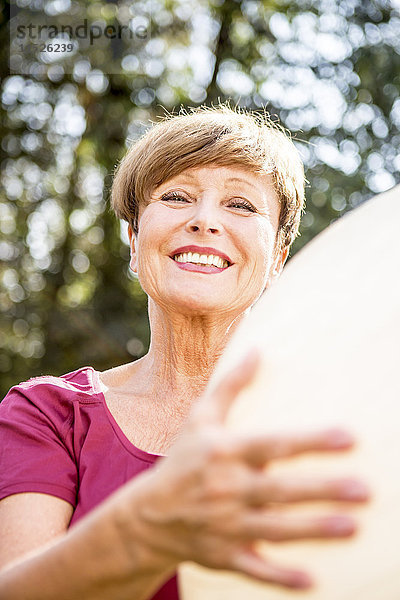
[173,252,229,268]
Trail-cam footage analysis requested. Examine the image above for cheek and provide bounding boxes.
[138,205,182,253]
[136,210,166,260]
[250,220,277,273]
[134,213,174,292]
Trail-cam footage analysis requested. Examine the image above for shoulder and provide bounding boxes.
[5,366,99,397]
[0,366,102,427]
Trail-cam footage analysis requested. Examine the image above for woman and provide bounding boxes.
[0,105,369,600]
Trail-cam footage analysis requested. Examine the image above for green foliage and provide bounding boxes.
[1,0,399,396]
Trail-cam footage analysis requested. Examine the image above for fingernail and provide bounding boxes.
[247,347,261,362]
[325,516,355,535]
[325,429,354,448]
[341,481,370,500]
[288,571,313,589]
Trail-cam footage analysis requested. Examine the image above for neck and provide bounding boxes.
[135,299,248,414]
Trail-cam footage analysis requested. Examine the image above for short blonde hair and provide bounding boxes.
[111,103,305,254]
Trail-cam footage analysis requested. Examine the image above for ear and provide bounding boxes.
[128,224,138,274]
[273,246,289,278]
[264,246,289,292]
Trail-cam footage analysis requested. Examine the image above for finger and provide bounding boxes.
[239,511,357,542]
[230,547,312,589]
[194,347,262,424]
[244,474,370,506]
[230,428,356,468]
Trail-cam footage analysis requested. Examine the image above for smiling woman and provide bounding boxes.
[128,164,284,318]
[0,104,369,600]
[111,104,305,260]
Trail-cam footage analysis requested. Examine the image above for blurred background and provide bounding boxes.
[1,0,399,397]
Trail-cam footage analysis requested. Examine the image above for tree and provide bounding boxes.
[1,0,399,396]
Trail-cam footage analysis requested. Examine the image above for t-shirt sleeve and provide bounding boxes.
[0,382,78,506]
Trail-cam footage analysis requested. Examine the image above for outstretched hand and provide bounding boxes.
[137,348,369,590]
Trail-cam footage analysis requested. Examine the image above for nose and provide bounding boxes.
[184,195,223,235]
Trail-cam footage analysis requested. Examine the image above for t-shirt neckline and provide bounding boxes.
[86,366,165,462]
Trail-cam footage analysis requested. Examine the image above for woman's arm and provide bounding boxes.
[0,350,369,599]
[0,480,176,600]
[0,493,73,568]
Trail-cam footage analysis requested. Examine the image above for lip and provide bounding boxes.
[169,245,233,264]
[172,261,228,274]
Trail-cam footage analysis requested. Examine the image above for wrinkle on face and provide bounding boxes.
[125,165,285,411]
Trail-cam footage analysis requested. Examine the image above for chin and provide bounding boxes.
[166,289,227,315]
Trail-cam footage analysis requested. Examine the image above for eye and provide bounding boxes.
[228,198,256,212]
[161,192,190,203]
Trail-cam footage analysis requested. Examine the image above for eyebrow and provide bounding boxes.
[174,173,259,191]
[224,177,258,191]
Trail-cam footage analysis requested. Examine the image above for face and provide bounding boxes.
[128,165,288,317]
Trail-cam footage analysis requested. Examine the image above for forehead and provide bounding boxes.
[155,164,276,194]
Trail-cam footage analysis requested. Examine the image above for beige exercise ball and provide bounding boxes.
[179,185,400,600]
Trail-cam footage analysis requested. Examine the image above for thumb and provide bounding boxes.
[194,347,262,425]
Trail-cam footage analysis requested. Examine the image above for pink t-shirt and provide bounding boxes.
[0,366,179,599]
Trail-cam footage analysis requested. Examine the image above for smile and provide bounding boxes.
[170,253,230,274]
[173,252,229,269]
